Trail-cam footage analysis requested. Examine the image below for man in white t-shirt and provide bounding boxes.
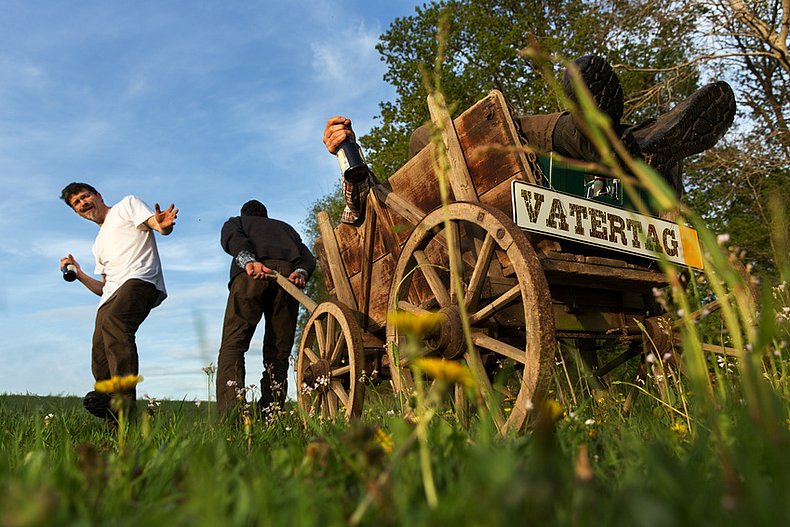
[59,182,178,424]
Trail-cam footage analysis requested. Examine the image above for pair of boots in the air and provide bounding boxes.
[551,55,735,194]
[409,55,736,195]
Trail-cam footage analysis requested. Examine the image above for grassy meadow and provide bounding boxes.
[1,271,788,527]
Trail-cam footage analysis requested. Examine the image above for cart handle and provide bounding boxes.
[265,270,317,314]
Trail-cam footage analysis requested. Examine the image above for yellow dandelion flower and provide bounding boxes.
[670,422,688,435]
[541,399,564,423]
[94,374,144,394]
[412,357,475,388]
[388,310,443,337]
[374,427,394,454]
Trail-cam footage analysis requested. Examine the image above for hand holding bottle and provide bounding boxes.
[323,116,356,154]
[323,115,371,183]
[59,254,80,282]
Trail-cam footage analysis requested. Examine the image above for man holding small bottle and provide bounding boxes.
[59,182,178,424]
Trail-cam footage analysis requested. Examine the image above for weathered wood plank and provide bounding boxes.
[428,92,478,202]
[317,211,358,311]
[359,192,378,327]
[541,257,666,288]
[348,253,397,329]
[271,271,317,314]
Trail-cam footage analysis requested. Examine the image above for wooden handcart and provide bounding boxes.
[284,90,692,434]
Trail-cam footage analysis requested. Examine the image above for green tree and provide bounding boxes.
[362,0,703,178]
[682,0,790,276]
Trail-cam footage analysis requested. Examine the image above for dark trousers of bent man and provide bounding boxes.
[216,259,298,415]
[92,279,160,401]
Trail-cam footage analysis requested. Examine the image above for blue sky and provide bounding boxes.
[0,1,424,401]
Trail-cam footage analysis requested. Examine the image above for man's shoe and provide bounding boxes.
[631,81,736,176]
[563,55,624,125]
[83,390,113,420]
[258,378,287,418]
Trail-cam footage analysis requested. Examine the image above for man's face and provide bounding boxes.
[69,190,107,224]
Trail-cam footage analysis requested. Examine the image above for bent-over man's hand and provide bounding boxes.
[245,261,273,280]
[323,116,355,155]
[288,270,307,289]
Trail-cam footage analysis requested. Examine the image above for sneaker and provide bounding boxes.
[83,390,113,420]
[631,81,736,175]
[563,55,624,125]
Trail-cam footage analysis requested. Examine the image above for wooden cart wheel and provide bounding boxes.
[296,300,365,421]
[386,202,556,434]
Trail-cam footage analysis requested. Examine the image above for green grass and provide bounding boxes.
[2,348,789,527]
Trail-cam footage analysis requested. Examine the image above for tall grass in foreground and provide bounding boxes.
[2,50,789,527]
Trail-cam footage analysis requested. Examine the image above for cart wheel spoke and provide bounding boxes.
[327,391,338,419]
[324,314,336,358]
[329,334,346,365]
[331,365,351,377]
[414,250,450,307]
[330,380,350,407]
[468,284,520,325]
[472,332,527,365]
[314,319,327,357]
[464,348,506,430]
[303,347,320,365]
[464,232,496,312]
[320,395,328,419]
[447,219,463,304]
[453,383,467,425]
[396,300,430,314]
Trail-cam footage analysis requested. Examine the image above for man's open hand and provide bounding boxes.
[153,203,178,233]
[245,261,273,280]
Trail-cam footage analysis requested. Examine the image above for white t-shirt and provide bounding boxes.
[93,195,167,308]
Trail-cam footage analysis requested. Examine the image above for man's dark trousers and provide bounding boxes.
[91,278,160,402]
[216,259,298,415]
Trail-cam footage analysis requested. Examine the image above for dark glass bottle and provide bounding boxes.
[336,140,371,183]
[62,263,77,282]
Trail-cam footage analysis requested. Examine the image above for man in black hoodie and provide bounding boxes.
[217,199,315,417]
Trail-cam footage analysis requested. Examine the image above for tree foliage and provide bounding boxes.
[682,0,790,275]
[304,0,789,281]
[361,0,702,178]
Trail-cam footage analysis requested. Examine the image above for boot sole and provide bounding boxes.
[640,81,736,162]
[563,55,624,124]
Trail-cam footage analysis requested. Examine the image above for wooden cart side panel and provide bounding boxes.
[383,91,533,248]
[334,199,402,279]
[458,90,537,195]
[348,252,397,329]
